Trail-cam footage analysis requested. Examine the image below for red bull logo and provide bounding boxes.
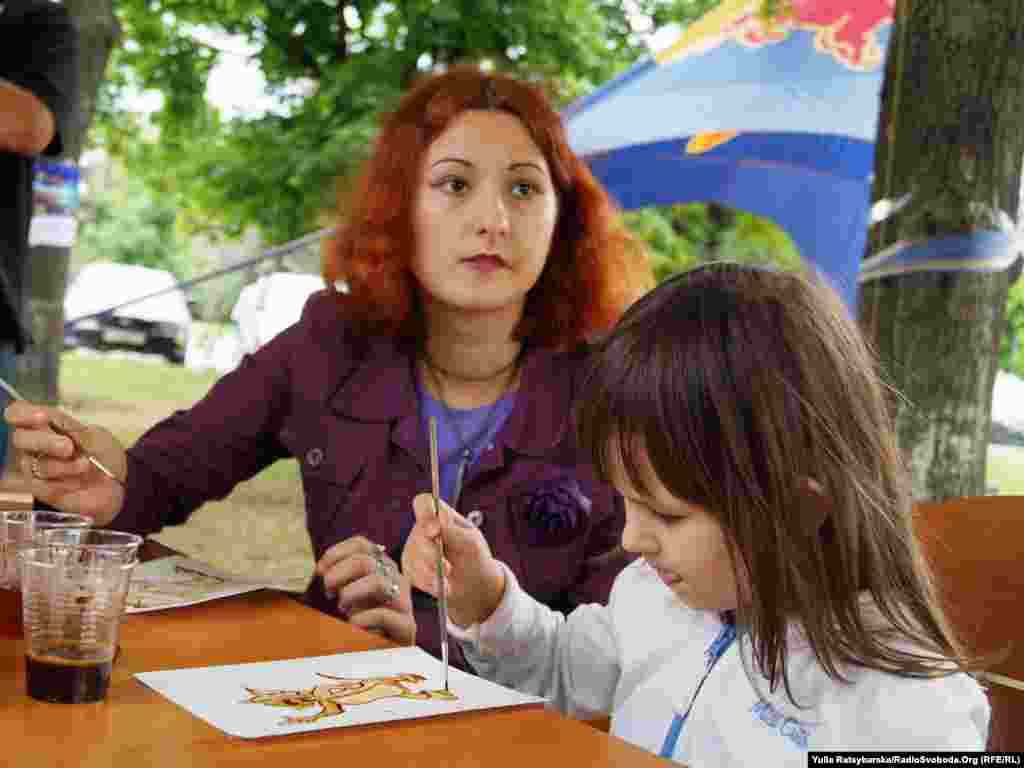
[657,0,893,72]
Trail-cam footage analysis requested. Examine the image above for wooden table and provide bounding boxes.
[2,541,670,768]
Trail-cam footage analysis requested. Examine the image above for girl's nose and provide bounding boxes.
[620,511,657,556]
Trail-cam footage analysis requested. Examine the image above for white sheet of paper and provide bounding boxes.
[125,555,268,613]
[135,646,545,738]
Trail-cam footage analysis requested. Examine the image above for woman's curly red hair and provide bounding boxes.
[322,65,652,348]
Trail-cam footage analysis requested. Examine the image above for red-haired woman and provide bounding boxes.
[5,66,653,665]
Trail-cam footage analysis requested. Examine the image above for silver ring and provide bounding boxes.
[372,543,389,577]
[30,456,42,481]
[385,578,400,602]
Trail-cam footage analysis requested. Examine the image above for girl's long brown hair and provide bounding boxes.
[576,262,973,705]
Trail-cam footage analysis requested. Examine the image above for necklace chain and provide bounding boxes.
[423,353,519,383]
[423,356,517,508]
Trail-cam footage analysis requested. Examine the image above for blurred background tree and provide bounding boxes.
[77,173,193,277]
[1002,274,1024,378]
[92,0,799,278]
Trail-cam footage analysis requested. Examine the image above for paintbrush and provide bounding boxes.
[0,374,121,483]
[428,416,450,692]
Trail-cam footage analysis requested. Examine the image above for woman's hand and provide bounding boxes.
[3,401,126,526]
[402,493,506,629]
[316,536,416,645]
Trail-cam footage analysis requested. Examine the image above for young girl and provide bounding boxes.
[402,262,989,763]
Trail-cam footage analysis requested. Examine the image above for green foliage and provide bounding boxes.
[622,204,802,282]
[93,0,716,245]
[1002,273,1024,377]
[76,174,193,278]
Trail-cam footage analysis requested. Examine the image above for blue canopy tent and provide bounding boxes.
[562,0,895,306]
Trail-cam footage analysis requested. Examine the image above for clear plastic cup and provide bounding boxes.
[18,545,137,703]
[38,529,143,564]
[1,511,92,637]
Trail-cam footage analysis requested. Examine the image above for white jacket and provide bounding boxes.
[455,559,989,765]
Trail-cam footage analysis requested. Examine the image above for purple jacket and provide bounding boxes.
[113,291,632,663]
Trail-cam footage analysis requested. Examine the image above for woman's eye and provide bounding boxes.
[434,177,468,194]
[511,181,537,198]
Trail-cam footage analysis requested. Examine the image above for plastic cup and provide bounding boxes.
[0,511,92,637]
[38,529,143,564]
[18,545,137,703]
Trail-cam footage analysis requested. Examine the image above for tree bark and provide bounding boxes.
[860,0,1024,499]
[16,0,119,404]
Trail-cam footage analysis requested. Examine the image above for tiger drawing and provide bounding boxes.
[242,672,458,724]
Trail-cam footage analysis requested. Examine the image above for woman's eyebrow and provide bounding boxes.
[509,161,547,174]
[430,157,473,169]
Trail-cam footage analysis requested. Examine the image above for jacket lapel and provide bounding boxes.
[327,335,425,470]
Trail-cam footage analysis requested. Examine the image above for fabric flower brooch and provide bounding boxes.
[520,476,592,546]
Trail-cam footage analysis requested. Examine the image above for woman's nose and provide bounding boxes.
[473,185,510,239]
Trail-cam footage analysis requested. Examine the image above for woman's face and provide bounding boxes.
[411,109,559,316]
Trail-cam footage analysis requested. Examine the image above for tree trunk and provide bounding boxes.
[16,0,119,404]
[860,0,1024,500]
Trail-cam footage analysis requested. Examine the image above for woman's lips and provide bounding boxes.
[462,254,506,273]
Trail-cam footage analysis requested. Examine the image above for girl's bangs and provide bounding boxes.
[576,327,714,509]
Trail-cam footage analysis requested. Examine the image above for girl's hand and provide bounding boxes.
[317,536,416,645]
[402,493,505,628]
[3,401,126,526]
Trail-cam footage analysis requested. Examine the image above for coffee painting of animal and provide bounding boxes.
[242,672,459,725]
[135,646,543,738]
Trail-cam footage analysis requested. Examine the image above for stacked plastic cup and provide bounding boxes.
[0,511,92,637]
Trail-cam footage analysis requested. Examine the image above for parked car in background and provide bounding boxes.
[64,262,192,364]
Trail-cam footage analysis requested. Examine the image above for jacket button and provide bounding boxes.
[467,509,485,528]
[306,448,324,467]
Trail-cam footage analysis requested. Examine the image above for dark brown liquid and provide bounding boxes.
[26,649,113,703]
[0,588,22,638]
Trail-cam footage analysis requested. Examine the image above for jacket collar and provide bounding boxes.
[328,336,574,458]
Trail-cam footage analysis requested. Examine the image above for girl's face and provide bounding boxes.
[612,445,740,612]
[411,109,559,317]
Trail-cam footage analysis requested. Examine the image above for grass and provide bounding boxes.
[988,447,1024,495]
[58,349,313,590]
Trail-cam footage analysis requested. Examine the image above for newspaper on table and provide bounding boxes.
[126,555,289,613]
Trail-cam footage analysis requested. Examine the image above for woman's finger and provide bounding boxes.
[22,453,91,482]
[335,568,404,616]
[3,401,56,428]
[10,425,76,460]
[322,551,379,597]
[316,535,378,576]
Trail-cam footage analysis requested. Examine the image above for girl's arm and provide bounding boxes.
[455,562,622,719]
[404,492,623,717]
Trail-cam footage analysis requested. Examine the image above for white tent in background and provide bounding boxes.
[231,272,326,355]
[992,370,1024,435]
